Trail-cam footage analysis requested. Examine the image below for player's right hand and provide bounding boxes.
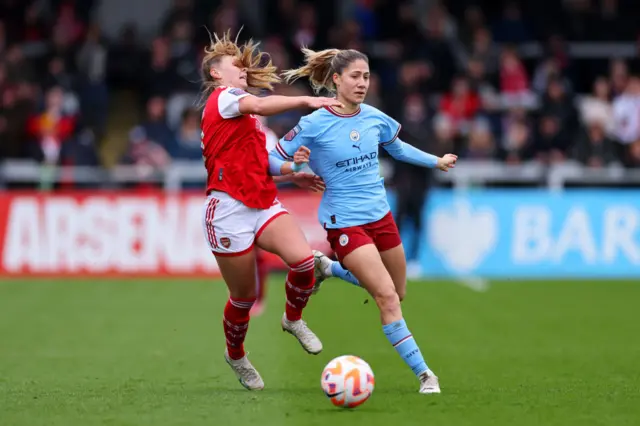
[293,145,311,166]
[305,96,344,110]
[436,154,458,172]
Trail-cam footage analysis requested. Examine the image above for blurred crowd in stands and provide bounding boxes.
[2,0,640,178]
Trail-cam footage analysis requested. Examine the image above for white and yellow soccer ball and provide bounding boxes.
[320,355,375,408]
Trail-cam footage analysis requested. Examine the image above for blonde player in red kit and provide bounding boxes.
[199,32,342,391]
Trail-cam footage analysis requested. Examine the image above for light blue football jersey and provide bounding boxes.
[272,104,401,229]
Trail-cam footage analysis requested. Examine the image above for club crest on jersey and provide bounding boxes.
[220,237,231,248]
[349,130,360,142]
[284,125,301,141]
[339,234,349,247]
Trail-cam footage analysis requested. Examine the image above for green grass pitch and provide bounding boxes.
[1,277,639,426]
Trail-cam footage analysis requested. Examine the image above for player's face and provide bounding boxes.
[335,59,370,105]
[211,55,248,90]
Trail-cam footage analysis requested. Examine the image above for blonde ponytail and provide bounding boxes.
[201,30,280,100]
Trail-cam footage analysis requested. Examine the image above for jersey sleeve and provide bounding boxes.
[218,87,252,119]
[272,117,315,161]
[378,111,402,146]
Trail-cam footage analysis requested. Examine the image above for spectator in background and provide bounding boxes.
[537,76,578,162]
[44,56,79,116]
[532,57,573,96]
[393,93,433,273]
[351,0,377,40]
[169,107,201,160]
[467,27,498,77]
[4,45,34,83]
[420,4,457,92]
[0,81,37,159]
[492,2,531,43]
[45,56,74,92]
[53,1,85,46]
[121,126,171,177]
[76,23,109,137]
[161,0,195,36]
[59,127,100,168]
[21,2,49,54]
[500,108,534,164]
[439,75,480,137]
[499,46,534,108]
[144,37,177,101]
[291,3,319,50]
[536,115,565,164]
[571,116,618,168]
[26,85,77,164]
[165,19,200,129]
[579,76,614,135]
[108,24,143,90]
[465,117,496,159]
[466,56,500,112]
[432,113,457,156]
[458,5,485,48]
[139,96,175,152]
[545,35,572,77]
[612,74,640,167]
[610,58,629,97]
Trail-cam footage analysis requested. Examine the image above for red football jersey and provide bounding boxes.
[201,86,278,209]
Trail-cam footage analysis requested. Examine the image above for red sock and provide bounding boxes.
[223,297,255,360]
[285,255,315,321]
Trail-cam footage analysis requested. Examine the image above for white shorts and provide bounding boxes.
[202,191,288,256]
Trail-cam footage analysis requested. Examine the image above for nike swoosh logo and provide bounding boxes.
[325,391,344,398]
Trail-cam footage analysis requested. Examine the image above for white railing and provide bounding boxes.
[2,159,640,190]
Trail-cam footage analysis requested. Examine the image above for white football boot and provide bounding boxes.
[312,250,333,294]
[224,350,265,390]
[281,314,323,354]
[418,371,441,394]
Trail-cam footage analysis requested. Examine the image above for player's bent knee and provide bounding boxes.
[373,290,401,317]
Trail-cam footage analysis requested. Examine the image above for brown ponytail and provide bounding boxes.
[282,48,369,94]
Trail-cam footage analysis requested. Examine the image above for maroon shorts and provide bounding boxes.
[326,212,402,262]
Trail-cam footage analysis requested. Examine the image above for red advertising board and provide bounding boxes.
[0,191,330,277]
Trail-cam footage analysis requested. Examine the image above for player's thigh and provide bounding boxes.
[340,244,400,318]
[202,194,256,256]
[379,244,407,301]
[255,208,312,266]
[215,250,258,300]
[202,194,258,299]
[371,212,406,300]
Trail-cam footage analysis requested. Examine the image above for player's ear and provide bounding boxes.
[332,72,340,86]
[210,68,221,81]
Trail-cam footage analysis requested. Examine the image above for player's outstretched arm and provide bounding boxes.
[239,95,343,117]
[269,146,310,175]
[382,138,457,171]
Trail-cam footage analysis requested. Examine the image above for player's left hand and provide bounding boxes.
[293,145,311,166]
[436,154,457,172]
[291,172,326,192]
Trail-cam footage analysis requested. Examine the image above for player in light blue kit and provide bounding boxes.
[269,48,457,394]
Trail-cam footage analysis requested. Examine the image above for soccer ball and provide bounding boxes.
[320,355,375,408]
